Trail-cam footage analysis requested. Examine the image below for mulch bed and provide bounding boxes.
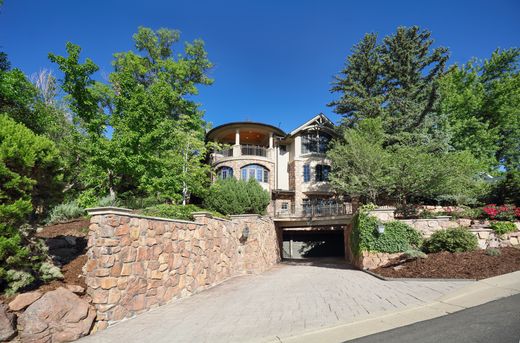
[1,219,90,304]
[36,218,90,238]
[372,247,520,280]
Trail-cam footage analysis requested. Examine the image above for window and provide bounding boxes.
[303,164,311,182]
[281,202,288,210]
[241,164,269,183]
[315,165,331,182]
[279,145,287,154]
[216,166,233,180]
[301,131,331,154]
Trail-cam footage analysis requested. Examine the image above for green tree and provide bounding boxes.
[440,48,520,171]
[330,26,450,150]
[328,118,390,203]
[329,33,384,127]
[0,114,63,293]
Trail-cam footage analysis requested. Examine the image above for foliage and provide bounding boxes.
[330,26,450,150]
[440,48,520,171]
[485,247,501,257]
[140,204,224,221]
[50,27,214,204]
[204,178,271,215]
[39,262,64,282]
[96,195,120,207]
[350,212,422,255]
[47,201,85,224]
[482,204,518,221]
[423,228,478,253]
[487,171,520,206]
[404,249,428,259]
[490,221,517,235]
[328,118,390,203]
[329,119,483,205]
[0,115,64,294]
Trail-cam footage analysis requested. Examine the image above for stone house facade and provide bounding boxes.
[206,113,340,217]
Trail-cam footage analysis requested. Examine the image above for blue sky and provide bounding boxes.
[1,0,519,132]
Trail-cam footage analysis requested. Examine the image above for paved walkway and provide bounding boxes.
[82,260,471,343]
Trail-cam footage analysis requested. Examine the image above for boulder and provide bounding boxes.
[66,284,85,294]
[18,287,95,342]
[0,304,16,341]
[9,291,42,311]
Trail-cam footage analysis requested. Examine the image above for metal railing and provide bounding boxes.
[276,202,353,218]
[241,144,267,157]
[214,148,233,157]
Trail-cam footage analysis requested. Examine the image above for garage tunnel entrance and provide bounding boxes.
[282,227,345,259]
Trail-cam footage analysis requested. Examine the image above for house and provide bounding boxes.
[207,114,354,259]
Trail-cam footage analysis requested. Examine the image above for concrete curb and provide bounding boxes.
[362,269,477,282]
[275,270,520,343]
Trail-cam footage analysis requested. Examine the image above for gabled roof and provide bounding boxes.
[288,113,335,136]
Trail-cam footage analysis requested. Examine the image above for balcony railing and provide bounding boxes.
[241,144,267,157]
[215,148,233,157]
[275,202,353,218]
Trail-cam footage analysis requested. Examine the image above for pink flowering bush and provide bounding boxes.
[482,204,519,221]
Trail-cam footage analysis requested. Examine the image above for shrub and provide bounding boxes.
[97,195,120,207]
[0,115,63,294]
[485,248,501,257]
[490,221,517,235]
[404,249,428,259]
[350,212,422,255]
[47,201,85,224]
[424,228,478,253]
[204,178,270,215]
[482,204,517,221]
[141,204,224,221]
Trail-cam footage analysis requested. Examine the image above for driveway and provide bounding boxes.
[82,260,471,343]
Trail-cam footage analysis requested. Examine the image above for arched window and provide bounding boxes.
[241,164,269,183]
[216,166,234,180]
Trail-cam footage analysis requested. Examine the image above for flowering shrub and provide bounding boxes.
[482,204,519,221]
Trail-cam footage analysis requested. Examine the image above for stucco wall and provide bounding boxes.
[84,208,280,330]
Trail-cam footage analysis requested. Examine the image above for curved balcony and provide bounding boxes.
[211,144,272,165]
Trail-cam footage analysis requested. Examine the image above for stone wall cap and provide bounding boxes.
[86,207,201,225]
[86,207,134,215]
[191,211,214,218]
[229,214,262,219]
[371,206,397,211]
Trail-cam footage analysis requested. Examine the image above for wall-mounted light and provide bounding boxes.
[242,226,250,241]
[377,223,385,234]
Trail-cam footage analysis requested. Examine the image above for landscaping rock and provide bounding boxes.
[9,291,42,311]
[0,304,16,341]
[18,287,95,342]
[66,284,85,294]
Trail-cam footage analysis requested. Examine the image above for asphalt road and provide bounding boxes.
[347,293,520,343]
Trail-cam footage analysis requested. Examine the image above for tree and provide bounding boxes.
[50,27,214,204]
[330,26,450,150]
[329,33,384,127]
[0,114,63,293]
[109,27,213,203]
[328,118,391,203]
[440,48,520,171]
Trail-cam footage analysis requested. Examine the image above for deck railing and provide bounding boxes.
[241,144,267,157]
[275,202,353,218]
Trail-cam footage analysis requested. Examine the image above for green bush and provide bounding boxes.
[485,248,501,257]
[47,201,85,224]
[0,114,63,294]
[424,228,478,253]
[204,178,270,215]
[404,249,428,259]
[141,204,224,221]
[490,221,517,235]
[350,212,422,255]
[97,195,120,207]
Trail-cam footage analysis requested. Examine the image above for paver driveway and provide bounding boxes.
[82,260,471,343]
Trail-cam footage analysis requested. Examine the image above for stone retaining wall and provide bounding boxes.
[84,208,280,330]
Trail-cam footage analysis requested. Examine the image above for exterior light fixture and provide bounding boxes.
[377,223,385,234]
[242,226,250,240]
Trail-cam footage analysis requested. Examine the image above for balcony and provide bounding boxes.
[211,144,271,164]
[275,202,353,218]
